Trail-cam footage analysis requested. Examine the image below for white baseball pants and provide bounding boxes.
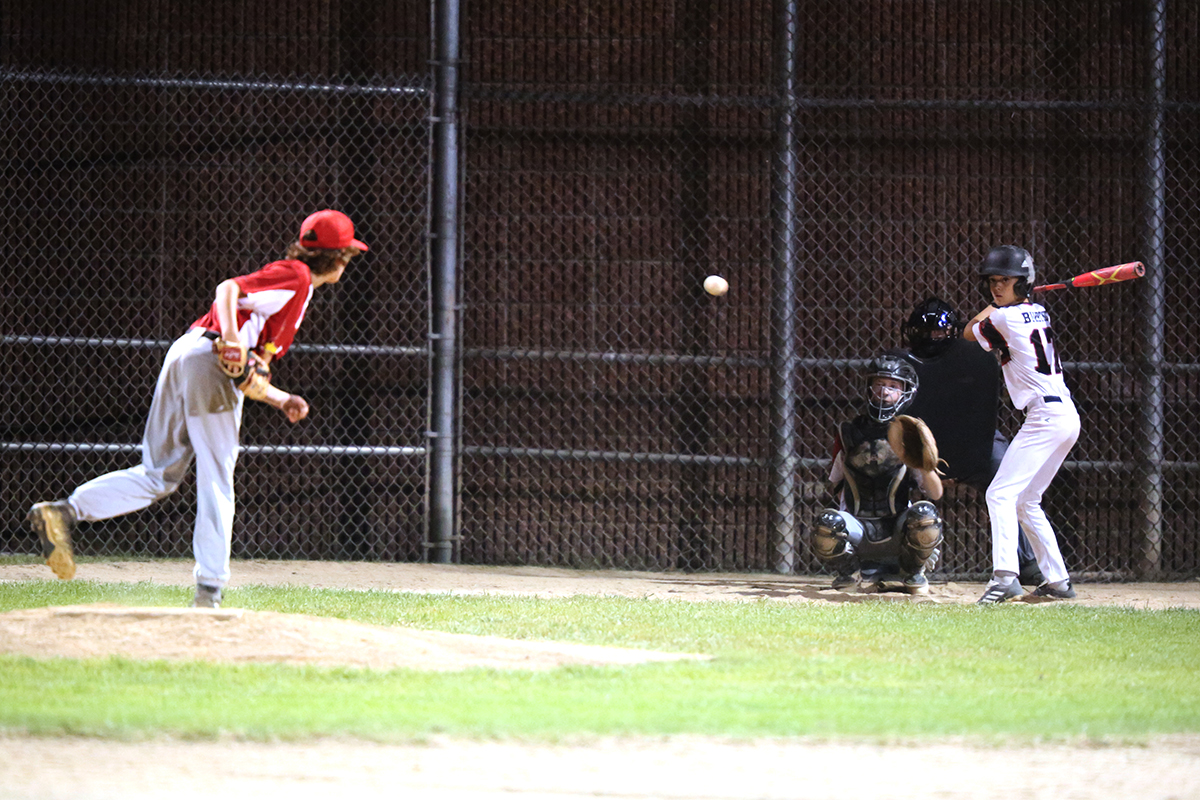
[70,328,244,588]
[985,397,1080,583]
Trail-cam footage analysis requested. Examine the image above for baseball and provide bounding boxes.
[703,275,729,296]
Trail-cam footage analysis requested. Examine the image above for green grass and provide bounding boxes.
[1,579,1198,742]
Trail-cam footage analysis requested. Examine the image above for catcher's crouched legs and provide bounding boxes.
[811,509,860,589]
[898,501,943,595]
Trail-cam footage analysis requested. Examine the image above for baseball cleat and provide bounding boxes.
[976,578,1025,605]
[831,572,858,590]
[903,572,931,595]
[193,583,223,609]
[1027,580,1076,601]
[27,501,77,580]
[858,568,884,594]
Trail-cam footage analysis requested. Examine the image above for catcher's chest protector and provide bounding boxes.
[840,418,913,518]
[904,340,1000,481]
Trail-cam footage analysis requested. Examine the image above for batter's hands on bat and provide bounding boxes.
[215,338,248,378]
[281,394,309,423]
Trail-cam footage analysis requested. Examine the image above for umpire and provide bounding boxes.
[894,297,1044,586]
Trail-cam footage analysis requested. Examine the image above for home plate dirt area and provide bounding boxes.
[1,560,1198,800]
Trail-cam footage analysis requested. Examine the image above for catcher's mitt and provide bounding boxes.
[233,354,271,401]
[887,414,944,475]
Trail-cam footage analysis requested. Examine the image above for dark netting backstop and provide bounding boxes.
[2,1,1197,580]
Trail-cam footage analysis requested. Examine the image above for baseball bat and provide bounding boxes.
[1032,261,1145,292]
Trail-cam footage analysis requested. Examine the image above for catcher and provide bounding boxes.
[27,210,367,608]
[809,354,945,595]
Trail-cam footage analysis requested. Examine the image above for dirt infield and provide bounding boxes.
[3,732,1200,800]
[2,561,1199,800]
[7,558,1200,610]
[0,603,708,670]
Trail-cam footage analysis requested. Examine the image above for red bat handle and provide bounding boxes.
[1032,262,1145,292]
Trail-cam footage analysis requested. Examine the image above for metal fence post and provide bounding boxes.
[429,0,461,564]
[769,0,800,573]
[1136,0,1167,578]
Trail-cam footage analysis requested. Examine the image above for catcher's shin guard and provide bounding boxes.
[811,510,854,561]
[898,500,943,574]
[811,510,859,585]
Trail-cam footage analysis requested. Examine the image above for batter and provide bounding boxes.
[964,245,1080,604]
[898,297,1045,586]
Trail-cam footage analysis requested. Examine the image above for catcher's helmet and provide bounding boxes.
[978,245,1035,300]
[904,297,963,359]
[864,354,918,423]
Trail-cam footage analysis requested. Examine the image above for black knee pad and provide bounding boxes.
[899,501,943,572]
[811,509,854,562]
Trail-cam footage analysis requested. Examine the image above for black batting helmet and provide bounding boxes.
[979,245,1036,300]
[903,297,963,359]
[864,354,918,423]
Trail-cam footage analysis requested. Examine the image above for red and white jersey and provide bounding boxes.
[971,301,1071,411]
[191,260,314,360]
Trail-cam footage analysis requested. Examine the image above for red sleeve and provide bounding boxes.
[233,260,313,359]
[233,261,305,295]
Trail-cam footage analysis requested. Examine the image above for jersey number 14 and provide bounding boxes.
[1031,327,1062,375]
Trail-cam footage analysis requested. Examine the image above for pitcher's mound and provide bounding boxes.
[0,604,708,671]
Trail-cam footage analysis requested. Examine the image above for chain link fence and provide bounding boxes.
[3,1,1197,580]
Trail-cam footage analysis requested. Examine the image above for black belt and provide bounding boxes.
[198,329,219,340]
[1043,396,1061,403]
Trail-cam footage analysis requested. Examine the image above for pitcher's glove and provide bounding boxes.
[214,338,248,378]
[233,354,272,401]
[887,414,944,475]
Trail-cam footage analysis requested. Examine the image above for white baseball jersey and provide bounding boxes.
[971,301,1071,411]
[971,299,1080,583]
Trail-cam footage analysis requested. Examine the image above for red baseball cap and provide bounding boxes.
[298,209,369,251]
